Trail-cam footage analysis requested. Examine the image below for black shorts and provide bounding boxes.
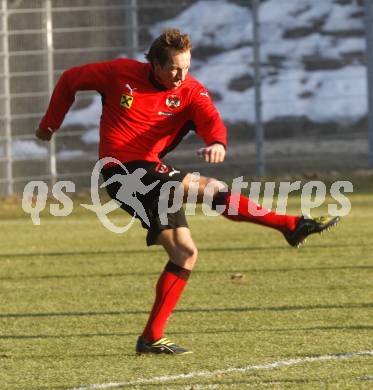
[101,161,189,246]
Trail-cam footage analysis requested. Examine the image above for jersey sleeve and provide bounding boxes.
[189,85,227,148]
[39,60,114,132]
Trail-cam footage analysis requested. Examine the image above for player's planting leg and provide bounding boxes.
[136,228,196,355]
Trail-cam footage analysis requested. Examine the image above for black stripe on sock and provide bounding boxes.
[212,190,230,211]
[165,261,191,281]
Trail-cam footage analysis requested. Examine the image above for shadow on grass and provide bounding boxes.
[1,264,372,282]
[0,242,370,261]
[2,324,373,341]
[9,352,136,359]
[1,302,372,321]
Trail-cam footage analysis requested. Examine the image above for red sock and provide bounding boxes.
[216,192,299,233]
[141,261,190,343]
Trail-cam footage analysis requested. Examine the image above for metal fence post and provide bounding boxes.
[364,0,373,168]
[2,0,13,195]
[252,0,265,177]
[125,0,138,59]
[45,0,57,186]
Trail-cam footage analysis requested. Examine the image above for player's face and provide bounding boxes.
[154,50,191,90]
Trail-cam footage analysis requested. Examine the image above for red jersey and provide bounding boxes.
[39,59,227,163]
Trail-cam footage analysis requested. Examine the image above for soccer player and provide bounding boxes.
[36,29,339,355]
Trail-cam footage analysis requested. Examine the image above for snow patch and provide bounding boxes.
[57,0,367,142]
[81,128,99,145]
[57,149,85,159]
[0,140,48,159]
[150,0,251,49]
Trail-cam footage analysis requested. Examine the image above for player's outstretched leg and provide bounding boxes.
[283,215,340,248]
[211,191,340,248]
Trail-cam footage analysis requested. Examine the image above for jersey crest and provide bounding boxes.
[165,95,181,109]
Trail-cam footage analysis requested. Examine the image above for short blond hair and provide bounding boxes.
[146,28,192,67]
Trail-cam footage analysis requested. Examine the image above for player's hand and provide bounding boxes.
[35,127,53,141]
[197,143,226,163]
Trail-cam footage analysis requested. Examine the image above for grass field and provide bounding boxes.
[1,182,373,389]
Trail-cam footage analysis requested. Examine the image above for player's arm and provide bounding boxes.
[190,87,227,163]
[36,61,113,141]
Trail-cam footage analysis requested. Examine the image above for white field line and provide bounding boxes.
[70,350,373,390]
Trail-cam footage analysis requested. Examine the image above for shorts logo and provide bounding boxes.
[120,94,134,109]
[155,163,180,177]
[155,163,170,174]
[166,95,181,109]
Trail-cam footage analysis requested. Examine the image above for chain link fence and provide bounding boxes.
[0,0,370,196]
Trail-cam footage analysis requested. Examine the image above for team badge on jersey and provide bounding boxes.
[166,95,181,109]
[120,94,134,109]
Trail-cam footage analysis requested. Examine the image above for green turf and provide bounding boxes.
[0,186,372,390]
